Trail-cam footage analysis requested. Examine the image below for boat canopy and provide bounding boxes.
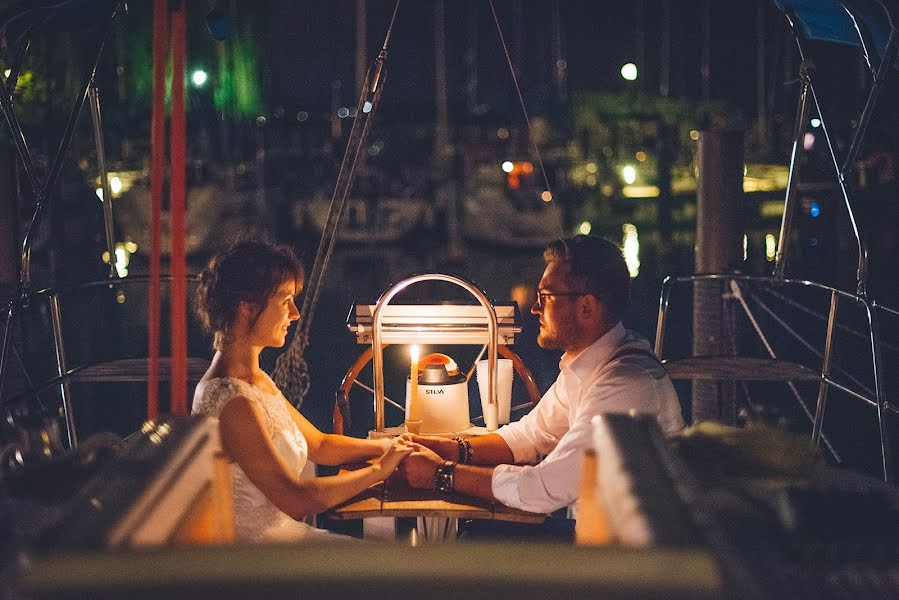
[774,0,897,69]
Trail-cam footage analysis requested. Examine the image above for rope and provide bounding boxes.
[272,330,311,408]
[273,1,401,407]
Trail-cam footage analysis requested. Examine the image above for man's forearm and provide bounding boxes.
[469,433,514,465]
[452,464,498,501]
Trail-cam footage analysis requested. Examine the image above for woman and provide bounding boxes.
[192,239,411,542]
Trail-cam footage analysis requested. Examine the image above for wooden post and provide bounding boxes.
[693,130,744,424]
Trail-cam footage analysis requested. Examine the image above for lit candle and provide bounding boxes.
[408,345,420,422]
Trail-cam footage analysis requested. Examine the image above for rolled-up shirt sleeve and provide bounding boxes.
[491,418,591,513]
[490,362,676,514]
[496,380,571,464]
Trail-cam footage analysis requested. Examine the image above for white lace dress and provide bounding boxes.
[192,375,337,542]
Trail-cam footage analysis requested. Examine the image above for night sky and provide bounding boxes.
[258,1,776,119]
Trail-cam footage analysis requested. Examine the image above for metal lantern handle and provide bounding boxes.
[371,274,499,432]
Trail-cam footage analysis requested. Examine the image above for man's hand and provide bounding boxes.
[371,439,415,479]
[398,444,444,489]
[400,434,458,461]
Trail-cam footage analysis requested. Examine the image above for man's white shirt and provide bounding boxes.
[491,322,685,514]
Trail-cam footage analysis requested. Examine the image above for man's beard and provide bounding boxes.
[537,306,585,351]
[537,325,568,350]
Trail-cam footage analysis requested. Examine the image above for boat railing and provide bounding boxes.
[775,0,899,297]
[0,0,125,436]
[660,1,899,485]
[2,275,211,448]
[655,273,897,483]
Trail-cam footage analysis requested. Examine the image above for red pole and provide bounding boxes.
[148,0,168,420]
[170,1,188,415]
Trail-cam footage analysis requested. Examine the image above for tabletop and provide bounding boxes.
[328,471,546,524]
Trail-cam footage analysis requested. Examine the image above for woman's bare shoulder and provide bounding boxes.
[193,376,256,417]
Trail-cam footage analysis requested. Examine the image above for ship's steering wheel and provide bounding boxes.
[333,345,541,436]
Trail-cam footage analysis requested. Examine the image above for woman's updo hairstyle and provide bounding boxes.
[195,239,303,348]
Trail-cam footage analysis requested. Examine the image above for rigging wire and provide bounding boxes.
[273,0,401,407]
[488,0,564,236]
[382,0,401,52]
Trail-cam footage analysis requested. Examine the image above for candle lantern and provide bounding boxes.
[347,273,522,437]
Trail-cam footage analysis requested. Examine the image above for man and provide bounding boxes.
[400,235,684,522]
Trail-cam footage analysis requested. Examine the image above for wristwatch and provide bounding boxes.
[434,460,457,494]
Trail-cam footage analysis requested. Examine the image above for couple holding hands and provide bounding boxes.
[193,237,682,542]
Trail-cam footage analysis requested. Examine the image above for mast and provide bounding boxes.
[465,0,479,113]
[659,0,671,97]
[355,0,367,94]
[434,0,448,157]
[635,0,645,95]
[551,0,567,103]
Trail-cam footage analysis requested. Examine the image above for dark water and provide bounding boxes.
[9,240,672,441]
[269,242,895,480]
[10,235,897,480]
[264,243,656,434]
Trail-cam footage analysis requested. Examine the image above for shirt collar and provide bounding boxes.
[559,322,626,381]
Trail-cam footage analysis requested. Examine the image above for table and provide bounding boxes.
[328,471,545,542]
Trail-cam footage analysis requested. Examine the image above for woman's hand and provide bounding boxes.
[400,434,458,461]
[370,436,393,453]
[372,439,414,478]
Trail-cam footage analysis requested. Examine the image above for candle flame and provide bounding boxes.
[410,345,420,362]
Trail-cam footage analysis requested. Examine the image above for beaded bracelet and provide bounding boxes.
[452,436,465,462]
[452,436,474,464]
[461,439,473,464]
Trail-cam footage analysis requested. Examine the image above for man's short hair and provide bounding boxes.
[543,235,630,321]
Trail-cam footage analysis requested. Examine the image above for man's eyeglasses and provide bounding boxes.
[534,291,588,308]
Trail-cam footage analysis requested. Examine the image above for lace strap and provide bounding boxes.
[194,378,275,435]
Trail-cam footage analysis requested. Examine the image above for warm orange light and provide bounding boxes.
[408,345,421,423]
[510,283,531,311]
